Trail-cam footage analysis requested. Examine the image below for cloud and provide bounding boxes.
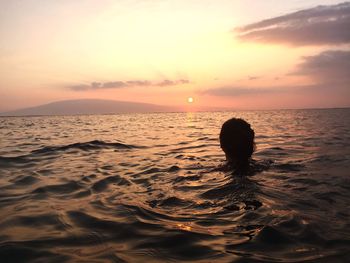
[292,49,350,86]
[156,79,190,87]
[247,75,261,81]
[235,2,350,46]
[102,81,128,89]
[202,49,350,98]
[68,79,189,91]
[125,80,151,86]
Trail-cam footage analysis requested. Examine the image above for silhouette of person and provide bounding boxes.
[220,118,255,170]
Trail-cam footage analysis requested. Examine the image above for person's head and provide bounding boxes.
[220,118,255,165]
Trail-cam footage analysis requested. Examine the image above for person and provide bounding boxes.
[220,118,255,169]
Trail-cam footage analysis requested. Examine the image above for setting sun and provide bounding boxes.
[188,97,194,103]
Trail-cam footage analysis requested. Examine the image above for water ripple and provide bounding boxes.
[0,110,349,262]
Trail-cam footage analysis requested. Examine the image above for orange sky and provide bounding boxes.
[0,0,349,111]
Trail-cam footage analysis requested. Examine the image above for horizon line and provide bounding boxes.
[1,106,349,118]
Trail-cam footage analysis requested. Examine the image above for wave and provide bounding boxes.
[0,140,144,164]
[31,140,145,154]
[0,156,28,164]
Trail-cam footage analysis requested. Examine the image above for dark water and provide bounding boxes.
[1,109,350,262]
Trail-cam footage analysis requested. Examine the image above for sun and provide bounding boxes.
[187,97,194,103]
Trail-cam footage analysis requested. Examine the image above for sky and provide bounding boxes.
[0,0,349,111]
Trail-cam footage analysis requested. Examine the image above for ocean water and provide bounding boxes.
[0,109,350,262]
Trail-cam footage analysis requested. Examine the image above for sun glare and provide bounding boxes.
[187,97,194,103]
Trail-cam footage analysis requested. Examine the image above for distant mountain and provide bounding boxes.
[0,99,180,116]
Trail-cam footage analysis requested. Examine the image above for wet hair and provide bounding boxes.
[220,118,255,166]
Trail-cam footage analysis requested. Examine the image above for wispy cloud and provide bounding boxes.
[235,2,350,46]
[68,79,189,91]
[155,79,189,87]
[247,75,261,81]
[201,86,290,97]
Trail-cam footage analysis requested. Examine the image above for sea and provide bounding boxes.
[0,109,349,262]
